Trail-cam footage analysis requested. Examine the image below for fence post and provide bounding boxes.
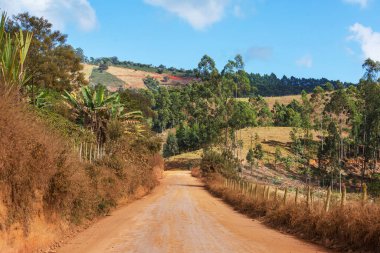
[341,183,346,208]
[90,144,93,163]
[295,187,299,205]
[274,187,278,201]
[262,185,266,200]
[283,187,288,204]
[362,183,367,206]
[306,185,311,208]
[79,142,83,162]
[266,186,270,200]
[85,142,88,161]
[324,187,331,212]
[310,188,314,209]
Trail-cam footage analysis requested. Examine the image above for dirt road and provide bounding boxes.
[58,171,330,253]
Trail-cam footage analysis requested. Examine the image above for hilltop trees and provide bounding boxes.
[197,55,218,81]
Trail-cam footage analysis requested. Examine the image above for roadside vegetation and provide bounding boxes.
[0,12,162,252]
[1,6,379,253]
[204,174,380,252]
[186,57,380,252]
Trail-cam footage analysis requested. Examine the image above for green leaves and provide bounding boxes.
[62,85,144,144]
[0,13,32,94]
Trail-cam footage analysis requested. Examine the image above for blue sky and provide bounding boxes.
[2,0,380,82]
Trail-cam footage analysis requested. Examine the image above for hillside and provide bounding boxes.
[167,127,302,185]
[237,95,304,109]
[83,63,306,108]
[84,64,195,91]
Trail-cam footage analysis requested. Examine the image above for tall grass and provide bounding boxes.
[205,174,380,252]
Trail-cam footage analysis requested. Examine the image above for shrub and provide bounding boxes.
[201,149,238,178]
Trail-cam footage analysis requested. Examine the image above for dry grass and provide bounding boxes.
[106,66,148,89]
[104,65,192,90]
[237,94,305,109]
[206,174,380,252]
[237,127,293,156]
[0,92,164,252]
[81,64,95,81]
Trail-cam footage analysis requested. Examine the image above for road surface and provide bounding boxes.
[58,171,330,253]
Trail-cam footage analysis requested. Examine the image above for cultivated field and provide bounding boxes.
[83,64,194,90]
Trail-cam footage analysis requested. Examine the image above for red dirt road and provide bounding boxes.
[58,171,331,253]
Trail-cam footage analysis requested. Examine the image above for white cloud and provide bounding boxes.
[144,0,229,30]
[342,0,369,8]
[296,54,313,68]
[0,0,97,31]
[348,23,380,61]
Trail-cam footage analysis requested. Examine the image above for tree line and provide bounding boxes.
[84,55,354,97]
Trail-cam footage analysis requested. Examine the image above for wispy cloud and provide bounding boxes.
[245,46,272,61]
[0,0,97,31]
[348,23,380,61]
[296,54,313,68]
[143,0,229,30]
[342,0,369,8]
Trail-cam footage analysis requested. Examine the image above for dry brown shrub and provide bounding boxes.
[0,94,75,229]
[190,167,201,178]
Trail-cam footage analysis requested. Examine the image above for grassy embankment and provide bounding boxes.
[0,92,163,252]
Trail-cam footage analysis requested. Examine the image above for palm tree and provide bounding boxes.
[63,85,143,144]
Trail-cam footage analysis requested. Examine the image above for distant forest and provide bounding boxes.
[82,54,356,97]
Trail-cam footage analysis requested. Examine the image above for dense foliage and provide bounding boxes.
[7,13,87,93]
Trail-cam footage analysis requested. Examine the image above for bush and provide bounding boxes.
[163,133,179,158]
[201,149,238,178]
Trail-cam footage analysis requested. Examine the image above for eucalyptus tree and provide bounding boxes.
[357,59,380,182]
